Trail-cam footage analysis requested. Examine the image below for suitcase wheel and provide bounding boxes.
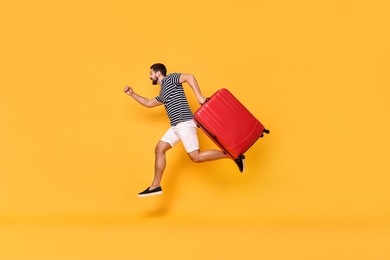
[260,129,270,138]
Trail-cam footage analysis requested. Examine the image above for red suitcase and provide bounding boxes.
[194,88,269,159]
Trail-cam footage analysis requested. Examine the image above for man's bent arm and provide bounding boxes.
[124,86,162,108]
[132,93,162,108]
[179,74,206,104]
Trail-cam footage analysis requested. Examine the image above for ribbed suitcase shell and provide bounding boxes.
[194,88,266,159]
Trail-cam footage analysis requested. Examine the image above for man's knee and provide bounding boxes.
[155,141,171,155]
[188,150,201,163]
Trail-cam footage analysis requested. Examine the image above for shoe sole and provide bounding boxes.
[241,159,246,173]
[138,191,163,198]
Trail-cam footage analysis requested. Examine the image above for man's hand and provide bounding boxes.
[199,95,206,105]
[124,86,133,96]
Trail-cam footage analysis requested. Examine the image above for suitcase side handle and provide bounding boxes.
[201,97,210,105]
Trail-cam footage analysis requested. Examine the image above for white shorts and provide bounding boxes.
[160,120,199,153]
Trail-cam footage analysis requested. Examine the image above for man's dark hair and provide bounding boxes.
[150,63,167,76]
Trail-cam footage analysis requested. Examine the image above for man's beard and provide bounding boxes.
[152,79,158,85]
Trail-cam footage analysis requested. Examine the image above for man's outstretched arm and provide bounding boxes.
[124,86,162,108]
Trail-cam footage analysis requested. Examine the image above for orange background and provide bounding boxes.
[1,0,390,259]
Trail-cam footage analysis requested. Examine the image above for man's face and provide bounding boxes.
[149,69,158,85]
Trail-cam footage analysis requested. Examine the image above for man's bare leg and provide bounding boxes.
[149,141,172,190]
[188,149,245,172]
[187,149,228,163]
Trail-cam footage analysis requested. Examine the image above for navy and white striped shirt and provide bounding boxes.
[155,73,194,126]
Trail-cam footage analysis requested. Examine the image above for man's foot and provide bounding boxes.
[138,186,163,198]
[234,155,246,173]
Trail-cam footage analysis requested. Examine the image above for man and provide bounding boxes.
[124,63,245,197]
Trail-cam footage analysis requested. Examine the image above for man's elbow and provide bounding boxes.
[145,101,155,108]
[146,99,161,108]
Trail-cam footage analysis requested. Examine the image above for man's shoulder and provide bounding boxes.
[164,73,182,84]
[166,72,181,78]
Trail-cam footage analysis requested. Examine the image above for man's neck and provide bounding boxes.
[158,76,166,86]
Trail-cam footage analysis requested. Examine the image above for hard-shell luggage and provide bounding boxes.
[194,88,269,159]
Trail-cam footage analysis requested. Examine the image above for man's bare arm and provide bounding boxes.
[124,86,162,108]
[179,74,206,104]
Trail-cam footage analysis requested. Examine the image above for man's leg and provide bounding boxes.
[187,149,245,172]
[149,141,172,190]
[178,120,229,164]
[188,149,228,163]
[138,127,178,197]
